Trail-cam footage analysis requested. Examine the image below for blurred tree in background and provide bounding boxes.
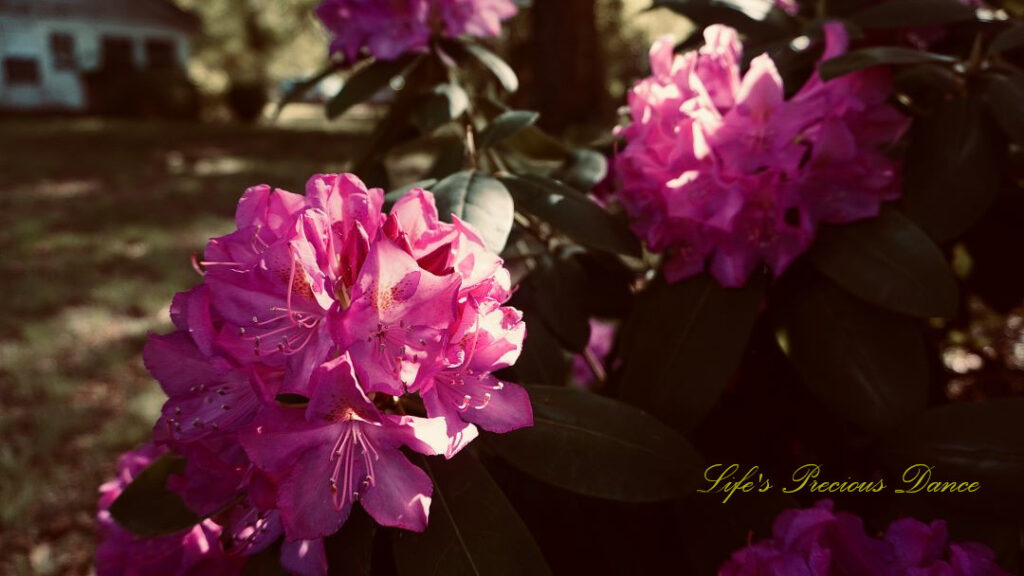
[172,0,676,126]
[173,0,325,118]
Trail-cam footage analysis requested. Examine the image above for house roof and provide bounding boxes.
[0,0,201,33]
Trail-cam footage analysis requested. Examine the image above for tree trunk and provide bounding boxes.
[529,0,608,133]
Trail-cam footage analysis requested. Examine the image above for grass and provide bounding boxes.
[0,116,369,575]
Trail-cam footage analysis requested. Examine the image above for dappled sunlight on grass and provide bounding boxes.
[0,117,368,575]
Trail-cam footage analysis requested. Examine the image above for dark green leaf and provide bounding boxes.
[677,493,801,574]
[275,393,310,407]
[775,275,928,434]
[352,62,430,173]
[392,453,550,576]
[893,65,962,109]
[412,83,469,133]
[809,206,958,318]
[325,507,376,576]
[501,126,571,162]
[488,386,705,502]
[241,541,289,576]
[503,306,568,386]
[462,41,519,93]
[274,61,342,119]
[385,179,439,210]
[618,274,762,431]
[109,453,202,537]
[987,72,1024,145]
[477,110,540,150]
[426,141,468,180]
[902,95,1002,242]
[431,171,514,252]
[327,55,419,120]
[820,48,956,80]
[525,255,592,353]
[499,175,641,256]
[850,0,976,29]
[881,399,1024,516]
[990,24,1024,54]
[574,251,636,318]
[554,149,609,193]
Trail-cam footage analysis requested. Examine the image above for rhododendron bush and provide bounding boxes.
[100,0,1024,573]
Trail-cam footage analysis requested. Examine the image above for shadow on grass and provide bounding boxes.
[0,117,370,574]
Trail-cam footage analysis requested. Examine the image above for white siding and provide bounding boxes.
[0,14,191,110]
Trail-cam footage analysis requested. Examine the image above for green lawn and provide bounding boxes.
[0,118,368,575]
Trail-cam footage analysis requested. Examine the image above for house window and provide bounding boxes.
[50,33,76,70]
[101,36,134,70]
[4,58,40,85]
[144,39,177,69]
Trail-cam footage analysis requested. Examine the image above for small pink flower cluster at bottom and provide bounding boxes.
[96,174,533,575]
[719,500,1011,576]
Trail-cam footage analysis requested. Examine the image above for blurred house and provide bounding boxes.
[0,0,198,112]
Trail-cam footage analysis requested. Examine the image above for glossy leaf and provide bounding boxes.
[499,175,641,256]
[809,206,958,318]
[502,125,571,162]
[426,141,468,180]
[412,83,469,133]
[477,110,540,150]
[327,55,418,120]
[618,274,762,431]
[431,171,514,253]
[392,453,551,576]
[524,255,592,353]
[850,0,976,29]
[902,95,1002,242]
[274,61,341,119]
[820,48,956,80]
[109,453,202,537]
[776,275,928,435]
[881,399,1024,515]
[488,386,705,502]
[574,250,635,318]
[989,24,1024,54]
[503,305,568,387]
[275,393,310,407]
[325,507,376,576]
[241,543,289,576]
[555,149,609,193]
[386,178,439,209]
[462,41,519,93]
[987,72,1024,145]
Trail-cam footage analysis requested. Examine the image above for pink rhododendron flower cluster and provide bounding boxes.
[615,23,910,287]
[97,174,531,575]
[315,0,517,63]
[719,500,1011,575]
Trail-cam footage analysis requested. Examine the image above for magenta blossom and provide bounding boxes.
[571,319,617,387]
[615,23,910,287]
[718,500,1012,576]
[315,0,517,63]
[127,172,530,570]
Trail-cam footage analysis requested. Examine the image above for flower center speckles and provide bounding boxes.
[241,254,324,357]
[328,423,379,509]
